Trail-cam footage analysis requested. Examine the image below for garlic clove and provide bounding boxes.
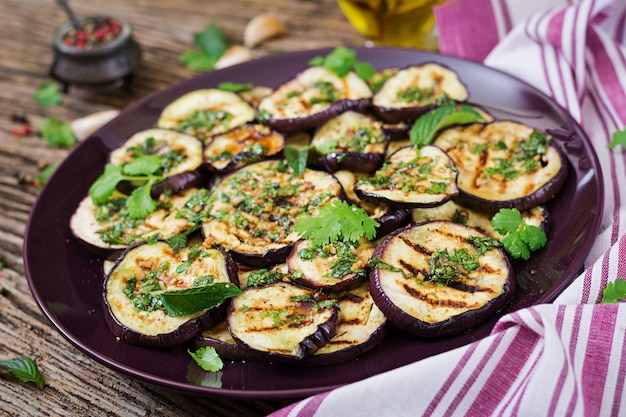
[214,45,253,69]
[244,14,287,49]
[71,109,120,141]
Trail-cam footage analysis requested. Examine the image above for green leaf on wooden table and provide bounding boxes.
[609,128,626,149]
[188,347,224,372]
[40,117,76,147]
[35,164,57,187]
[34,82,62,107]
[409,102,486,147]
[0,356,45,389]
[180,19,228,71]
[159,283,243,317]
[601,278,626,303]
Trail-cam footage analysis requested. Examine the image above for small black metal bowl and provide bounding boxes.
[49,16,141,91]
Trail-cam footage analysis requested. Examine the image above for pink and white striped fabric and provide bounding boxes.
[268,0,626,415]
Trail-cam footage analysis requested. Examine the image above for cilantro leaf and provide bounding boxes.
[159,283,243,316]
[40,117,76,147]
[188,347,224,372]
[89,164,127,204]
[34,83,62,107]
[126,181,157,220]
[609,128,626,149]
[294,200,379,247]
[0,356,45,389]
[601,278,626,303]
[409,103,486,147]
[309,47,374,80]
[122,155,162,176]
[218,82,253,92]
[491,208,547,260]
[284,145,309,175]
[179,19,228,71]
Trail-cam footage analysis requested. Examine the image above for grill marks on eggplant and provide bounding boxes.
[157,89,256,143]
[370,221,514,336]
[103,241,237,347]
[258,66,372,132]
[434,121,567,212]
[202,160,343,266]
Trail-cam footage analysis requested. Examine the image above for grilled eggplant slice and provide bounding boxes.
[412,200,551,239]
[157,89,255,143]
[433,121,567,212]
[372,63,469,124]
[257,66,372,133]
[309,110,388,173]
[103,241,239,348]
[70,188,200,254]
[227,281,340,361]
[108,128,207,197]
[201,160,343,267]
[301,281,387,366]
[370,221,515,337]
[354,145,459,209]
[203,123,284,174]
[192,319,268,362]
[333,170,410,238]
[238,85,273,108]
[287,238,375,291]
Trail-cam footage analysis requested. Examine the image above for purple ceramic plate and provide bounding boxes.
[24,48,603,400]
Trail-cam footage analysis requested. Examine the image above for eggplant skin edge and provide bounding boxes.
[266,99,370,133]
[368,223,516,338]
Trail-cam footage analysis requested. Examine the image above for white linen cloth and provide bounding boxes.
[269,0,626,415]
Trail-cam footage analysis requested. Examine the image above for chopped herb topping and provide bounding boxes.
[428,248,479,285]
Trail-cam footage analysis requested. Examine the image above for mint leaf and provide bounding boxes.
[218,82,253,92]
[40,117,76,147]
[34,83,62,107]
[159,283,243,316]
[410,103,485,147]
[179,19,228,71]
[309,47,374,80]
[188,347,223,372]
[353,61,376,80]
[285,145,309,175]
[0,357,45,389]
[609,128,626,149]
[601,278,626,303]
[179,51,219,71]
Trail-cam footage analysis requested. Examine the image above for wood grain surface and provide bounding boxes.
[0,1,363,415]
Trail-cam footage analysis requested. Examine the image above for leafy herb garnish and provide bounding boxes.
[600,278,626,303]
[36,164,57,187]
[308,47,375,80]
[159,283,243,316]
[188,347,224,372]
[409,102,486,147]
[284,145,309,175]
[294,199,379,247]
[218,81,253,92]
[609,128,626,149]
[491,208,547,260]
[0,356,45,389]
[34,82,62,107]
[180,19,228,71]
[40,117,76,147]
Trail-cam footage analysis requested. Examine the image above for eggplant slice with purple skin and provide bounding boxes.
[108,128,208,197]
[192,319,268,362]
[257,66,372,133]
[433,121,568,213]
[203,123,285,174]
[309,110,389,173]
[287,237,375,292]
[104,241,239,348]
[201,160,344,267]
[70,187,200,255]
[333,169,410,238]
[370,220,515,337]
[354,145,459,209]
[157,88,256,144]
[371,63,469,124]
[412,200,551,239]
[227,281,340,361]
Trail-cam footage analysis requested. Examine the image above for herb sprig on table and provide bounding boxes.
[0,356,45,389]
[180,19,228,71]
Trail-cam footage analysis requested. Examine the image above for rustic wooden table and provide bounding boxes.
[0,0,364,415]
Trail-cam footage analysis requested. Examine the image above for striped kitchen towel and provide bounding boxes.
[268,0,626,415]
